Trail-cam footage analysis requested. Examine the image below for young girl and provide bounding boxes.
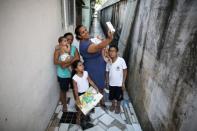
[54,35,79,112]
[72,60,98,128]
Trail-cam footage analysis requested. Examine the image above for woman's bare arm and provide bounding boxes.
[54,49,60,65]
[87,31,113,53]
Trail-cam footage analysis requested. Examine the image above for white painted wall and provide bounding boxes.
[0,0,64,131]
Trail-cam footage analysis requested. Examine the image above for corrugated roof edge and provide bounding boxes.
[100,0,122,10]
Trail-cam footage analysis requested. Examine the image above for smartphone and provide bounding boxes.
[106,21,115,33]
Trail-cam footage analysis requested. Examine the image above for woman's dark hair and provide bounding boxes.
[72,60,82,75]
[75,25,83,40]
[109,44,119,52]
[58,36,65,43]
[64,32,73,38]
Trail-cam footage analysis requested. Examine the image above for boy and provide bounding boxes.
[106,45,127,113]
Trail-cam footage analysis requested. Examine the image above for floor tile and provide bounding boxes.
[107,110,126,124]
[132,123,142,131]
[99,114,114,126]
[55,105,63,113]
[107,126,121,131]
[85,125,105,131]
[90,107,105,119]
[59,123,69,131]
[57,111,63,119]
[125,124,135,131]
[98,122,108,130]
[68,124,82,131]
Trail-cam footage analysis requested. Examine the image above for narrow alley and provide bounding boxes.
[0,0,197,131]
[46,17,142,131]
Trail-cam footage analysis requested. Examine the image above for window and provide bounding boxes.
[67,0,74,25]
[61,0,75,29]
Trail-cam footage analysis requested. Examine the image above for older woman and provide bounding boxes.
[54,32,80,112]
[75,25,113,107]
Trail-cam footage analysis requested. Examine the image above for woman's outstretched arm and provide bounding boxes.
[87,31,114,53]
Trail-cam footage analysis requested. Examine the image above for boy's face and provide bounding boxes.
[109,47,118,58]
[60,38,67,46]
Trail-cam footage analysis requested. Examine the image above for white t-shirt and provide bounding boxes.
[72,71,89,93]
[106,57,127,86]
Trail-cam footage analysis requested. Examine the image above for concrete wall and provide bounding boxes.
[100,0,128,45]
[0,0,64,131]
[100,0,197,131]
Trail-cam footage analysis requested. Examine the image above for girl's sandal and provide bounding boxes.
[63,106,67,112]
[76,117,81,125]
[109,105,115,112]
[115,106,121,114]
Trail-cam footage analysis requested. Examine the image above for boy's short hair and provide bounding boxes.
[109,44,119,52]
[58,36,65,43]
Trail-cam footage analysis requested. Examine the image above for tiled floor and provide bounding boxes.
[46,89,142,131]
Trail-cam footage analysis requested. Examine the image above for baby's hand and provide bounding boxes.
[96,35,102,40]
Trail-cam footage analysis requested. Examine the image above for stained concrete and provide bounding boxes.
[100,0,197,131]
[100,0,128,45]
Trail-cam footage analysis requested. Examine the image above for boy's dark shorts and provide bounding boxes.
[109,86,123,101]
[57,77,72,92]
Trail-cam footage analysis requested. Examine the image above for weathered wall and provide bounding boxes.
[100,0,197,131]
[0,0,64,131]
[100,0,128,45]
[82,0,91,31]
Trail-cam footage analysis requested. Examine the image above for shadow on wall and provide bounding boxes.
[100,0,128,45]
[99,0,197,131]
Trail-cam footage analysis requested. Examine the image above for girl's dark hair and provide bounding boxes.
[75,25,83,40]
[109,44,119,52]
[64,32,73,38]
[72,60,82,75]
[58,36,65,43]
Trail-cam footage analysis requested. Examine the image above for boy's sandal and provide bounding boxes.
[76,117,81,125]
[115,106,121,114]
[115,107,120,114]
[101,104,107,110]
